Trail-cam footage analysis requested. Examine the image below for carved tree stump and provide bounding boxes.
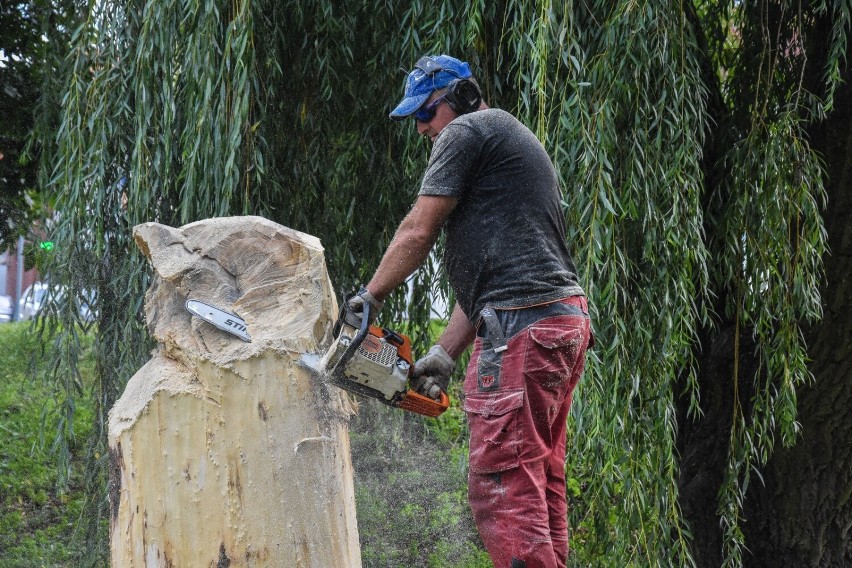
[108,216,361,567]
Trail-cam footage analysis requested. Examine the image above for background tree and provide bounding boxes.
[675,3,850,566]
[0,0,76,253]
[738,10,852,567]
[1,1,42,251]
[30,0,850,566]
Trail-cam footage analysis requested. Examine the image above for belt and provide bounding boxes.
[476,296,588,342]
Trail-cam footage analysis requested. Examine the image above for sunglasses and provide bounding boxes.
[413,95,448,122]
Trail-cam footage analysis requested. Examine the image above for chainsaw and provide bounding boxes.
[185,297,450,418]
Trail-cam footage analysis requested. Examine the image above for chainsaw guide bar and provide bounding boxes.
[185,299,251,342]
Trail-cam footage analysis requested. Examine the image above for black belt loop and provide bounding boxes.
[479,306,508,353]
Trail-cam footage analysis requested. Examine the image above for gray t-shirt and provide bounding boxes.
[419,108,584,323]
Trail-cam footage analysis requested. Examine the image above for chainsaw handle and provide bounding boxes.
[336,290,371,335]
[329,296,372,379]
[382,328,405,346]
[398,388,450,417]
[358,300,371,335]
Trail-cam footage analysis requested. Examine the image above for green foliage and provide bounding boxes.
[549,3,709,565]
[0,323,94,567]
[696,3,836,564]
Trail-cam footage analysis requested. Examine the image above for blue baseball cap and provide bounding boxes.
[389,55,473,120]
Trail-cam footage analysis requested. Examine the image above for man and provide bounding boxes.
[349,54,593,568]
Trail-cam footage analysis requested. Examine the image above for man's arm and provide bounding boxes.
[437,302,476,359]
[365,194,457,301]
[410,302,475,400]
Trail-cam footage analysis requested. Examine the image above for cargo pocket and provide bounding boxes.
[464,389,525,474]
[524,319,586,387]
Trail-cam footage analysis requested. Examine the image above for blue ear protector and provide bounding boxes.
[414,57,482,115]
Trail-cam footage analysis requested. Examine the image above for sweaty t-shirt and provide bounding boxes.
[419,108,584,323]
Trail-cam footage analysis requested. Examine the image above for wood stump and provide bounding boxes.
[108,216,361,567]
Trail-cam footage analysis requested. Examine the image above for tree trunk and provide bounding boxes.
[739,65,852,568]
[679,41,852,568]
[108,216,362,567]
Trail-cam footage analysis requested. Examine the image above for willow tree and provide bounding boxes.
[36,0,850,566]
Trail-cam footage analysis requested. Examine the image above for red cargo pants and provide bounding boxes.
[464,296,592,568]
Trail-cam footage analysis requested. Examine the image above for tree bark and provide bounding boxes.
[679,32,852,568]
[108,216,362,567]
[740,62,852,568]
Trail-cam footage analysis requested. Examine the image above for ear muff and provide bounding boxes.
[444,78,482,115]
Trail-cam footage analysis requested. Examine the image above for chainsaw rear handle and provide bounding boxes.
[398,389,450,417]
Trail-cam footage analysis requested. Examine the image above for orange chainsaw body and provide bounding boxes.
[367,325,450,418]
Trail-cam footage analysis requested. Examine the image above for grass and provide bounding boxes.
[0,322,94,567]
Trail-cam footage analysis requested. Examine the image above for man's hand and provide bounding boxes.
[347,288,383,325]
[411,344,455,400]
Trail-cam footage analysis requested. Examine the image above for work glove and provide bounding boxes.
[411,344,455,400]
[346,288,383,326]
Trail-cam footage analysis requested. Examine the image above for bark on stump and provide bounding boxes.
[108,216,361,567]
